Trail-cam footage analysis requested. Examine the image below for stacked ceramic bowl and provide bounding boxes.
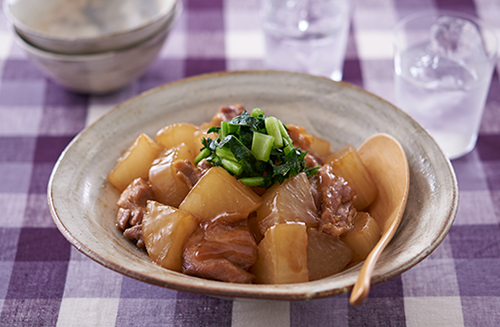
[4,0,180,94]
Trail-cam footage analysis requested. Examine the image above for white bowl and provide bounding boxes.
[48,71,459,301]
[11,3,180,94]
[4,0,177,55]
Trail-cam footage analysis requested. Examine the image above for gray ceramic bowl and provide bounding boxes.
[48,71,458,301]
[4,0,177,55]
[10,2,180,94]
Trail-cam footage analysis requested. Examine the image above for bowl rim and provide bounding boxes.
[47,70,459,301]
[3,0,178,44]
[9,1,182,61]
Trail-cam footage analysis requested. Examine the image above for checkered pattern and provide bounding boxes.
[1,0,499,325]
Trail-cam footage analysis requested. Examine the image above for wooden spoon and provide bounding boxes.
[349,133,410,306]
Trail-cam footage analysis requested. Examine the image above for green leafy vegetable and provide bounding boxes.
[264,116,283,148]
[251,132,274,162]
[199,108,318,188]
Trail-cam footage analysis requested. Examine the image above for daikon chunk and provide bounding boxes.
[310,135,330,158]
[251,222,309,284]
[148,143,196,207]
[142,201,199,272]
[179,167,262,221]
[156,123,201,156]
[325,144,378,210]
[307,228,353,281]
[108,133,163,191]
[256,172,319,235]
[341,211,381,262]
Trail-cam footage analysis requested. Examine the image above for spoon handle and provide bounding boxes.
[349,224,397,305]
[349,133,410,306]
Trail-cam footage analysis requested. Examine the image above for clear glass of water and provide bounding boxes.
[262,0,351,81]
[393,11,498,160]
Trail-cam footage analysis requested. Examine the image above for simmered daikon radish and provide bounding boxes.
[142,201,199,272]
[251,222,309,284]
[310,135,330,158]
[341,212,381,262]
[108,133,163,191]
[156,123,201,156]
[307,228,353,281]
[256,172,319,235]
[179,167,262,220]
[148,143,196,207]
[109,105,407,291]
[325,144,378,210]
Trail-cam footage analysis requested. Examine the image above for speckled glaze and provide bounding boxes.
[4,0,177,54]
[47,71,459,301]
[9,2,180,94]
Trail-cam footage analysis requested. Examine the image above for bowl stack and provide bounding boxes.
[4,0,180,94]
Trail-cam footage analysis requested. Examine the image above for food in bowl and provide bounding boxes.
[108,105,391,284]
[47,71,458,301]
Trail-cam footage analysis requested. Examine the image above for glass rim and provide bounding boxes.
[393,10,499,60]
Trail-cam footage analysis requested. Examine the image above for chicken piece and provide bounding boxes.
[287,124,313,151]
[182,217,258,283]
[309,151,326,166]
[123,224,145,249]
[203,221,258,269]
[209,104,245,127]
[305,152,321,168]
[196,158,213,176]
[173,159,200,187]
[308,175,321,212]
[287,124,325,166]
[183,244,255,283]
[317,165,357,237]
[116,178,154,231]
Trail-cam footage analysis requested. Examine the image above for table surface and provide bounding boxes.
[1,0,500,326]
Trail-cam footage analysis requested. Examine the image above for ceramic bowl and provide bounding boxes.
[10,2,180,94]
[4,0,177,55]
[48,71,459,301]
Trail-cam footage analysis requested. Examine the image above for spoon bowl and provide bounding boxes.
[350,133,410,305]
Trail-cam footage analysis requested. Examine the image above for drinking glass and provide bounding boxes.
[262,0,351,81]
[393,11,498,159]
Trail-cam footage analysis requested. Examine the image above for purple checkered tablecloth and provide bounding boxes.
[1,0,500,326]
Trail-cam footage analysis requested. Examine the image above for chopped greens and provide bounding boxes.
[251,132,274,162]
[197,108,319,188]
